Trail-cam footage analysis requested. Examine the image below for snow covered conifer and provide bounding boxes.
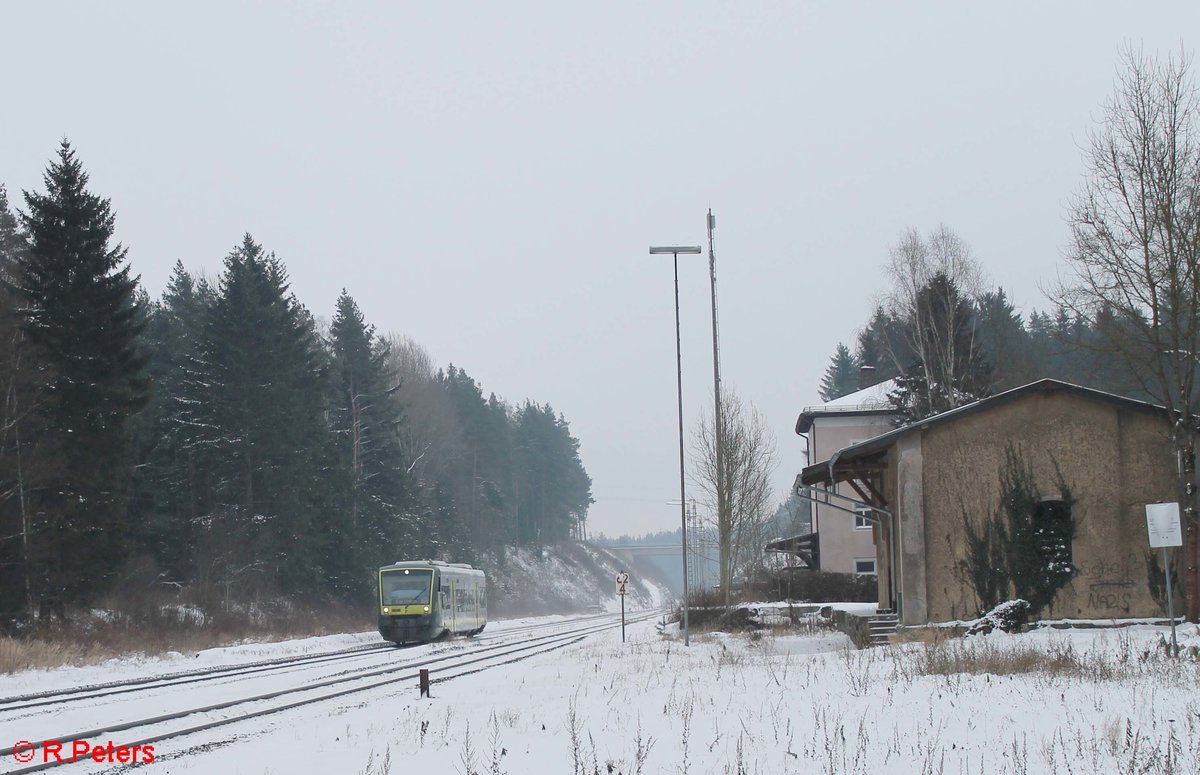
[183,235,333,596]
[9,141,149,615]
[326,290,410,593]
[817,343,858,401]
[131,261,216,581]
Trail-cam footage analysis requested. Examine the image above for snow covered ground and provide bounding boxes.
[2,613,1199,774]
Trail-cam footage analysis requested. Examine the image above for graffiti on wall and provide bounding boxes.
[1076,558,1137,613]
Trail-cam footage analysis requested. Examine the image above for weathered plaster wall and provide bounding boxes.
[916,392,1175,623]
[809,414,894,574]
[896,434,927,624]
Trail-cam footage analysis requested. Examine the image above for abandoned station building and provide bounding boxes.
[796,379,1180,626]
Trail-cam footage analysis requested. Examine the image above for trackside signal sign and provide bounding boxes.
[615,572,629,595]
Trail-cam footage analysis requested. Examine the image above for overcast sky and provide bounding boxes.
[2,3,1197,539]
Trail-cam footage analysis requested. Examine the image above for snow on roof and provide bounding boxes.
[813,378,897,411]
[821,378,896,409]
[792,381,897,436]
[795,378,898,434]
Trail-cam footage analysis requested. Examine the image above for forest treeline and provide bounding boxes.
[0,142,592,624]
[818,268,1153,418]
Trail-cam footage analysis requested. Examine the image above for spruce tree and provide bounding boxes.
[438,365,514,552]
[8,141,149,615]
[512,401,592,545]
[131,262,215,581]
[0,185,40,619]
[887,273,989,423]
[818,343,859,401]
[182,235,333,599]
[855,306,907,382]
[0,185,24,262]
[327,290,410,595]
[976,289,1031,391]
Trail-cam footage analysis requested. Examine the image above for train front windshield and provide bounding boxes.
[381,569,434,605]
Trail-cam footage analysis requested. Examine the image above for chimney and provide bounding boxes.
[858,365,877,390]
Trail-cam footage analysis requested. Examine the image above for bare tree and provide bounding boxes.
[381,333,463,485]
[690,389,777,604]
[880,225,989,419]
[1052,46,1200,621]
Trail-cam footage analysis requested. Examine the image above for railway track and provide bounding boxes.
[0,610,626,713]
[0,610,664,774]
[0,643,395,711]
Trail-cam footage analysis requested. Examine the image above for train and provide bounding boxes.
[377,560,487,645]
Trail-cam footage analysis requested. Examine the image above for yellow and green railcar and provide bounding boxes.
[377,560,487,645]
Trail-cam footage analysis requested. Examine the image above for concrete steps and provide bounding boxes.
[867,609,899,646]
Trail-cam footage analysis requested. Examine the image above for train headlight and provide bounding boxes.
[423,605,430,613]
[383,607,390,614]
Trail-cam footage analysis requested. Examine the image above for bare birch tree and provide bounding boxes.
[881,225,989,419]
[1052,46,1200,621]
[691,389,777,605]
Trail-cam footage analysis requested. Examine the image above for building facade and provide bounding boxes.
[801,380,1180,625]
[794,375,897,576]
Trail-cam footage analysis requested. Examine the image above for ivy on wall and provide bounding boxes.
[958,445,1076,618]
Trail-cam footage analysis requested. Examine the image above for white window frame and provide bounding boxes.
[846,438,874,530]
[854,558,877,576]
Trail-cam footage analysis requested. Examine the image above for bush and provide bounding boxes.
[681,605,756,631]
[761,568,877,603]
[965,599,1031,636]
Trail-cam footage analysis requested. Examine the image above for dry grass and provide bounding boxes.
[0,600,372,674]
[895,629,1197,682]
[0,638,105,673]
[890,624,962,646]
[912,638,1089,677]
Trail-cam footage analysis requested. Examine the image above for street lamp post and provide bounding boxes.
[649,244,702,647]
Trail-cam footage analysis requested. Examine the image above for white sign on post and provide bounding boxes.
[615,572,630,596]
[1145,501,1183,657]
[1146,502,1184,548]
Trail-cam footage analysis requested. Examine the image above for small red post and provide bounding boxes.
[419,668,430,698]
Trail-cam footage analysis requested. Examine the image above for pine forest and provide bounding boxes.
[0,142,593,627]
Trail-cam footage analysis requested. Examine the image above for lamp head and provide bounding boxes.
[649,246,702,254]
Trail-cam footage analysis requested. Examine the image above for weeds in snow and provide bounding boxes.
[358,748,392,775]
[456,721,478,775]
[893,631,1200,686]
[838,645,874,696]
[487,712,507,775]
[633,717,656,775]
[387,621,1200,775]
[678,701,693,775]
[566,695,585,775]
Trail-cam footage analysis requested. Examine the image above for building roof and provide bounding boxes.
[795,378,898,434]
[800,378,1169,486]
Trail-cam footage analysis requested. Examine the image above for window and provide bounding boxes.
[854,506,873,530]
[854,558,877,576]
[380,569,433,605]
[1035,498,1072,567]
